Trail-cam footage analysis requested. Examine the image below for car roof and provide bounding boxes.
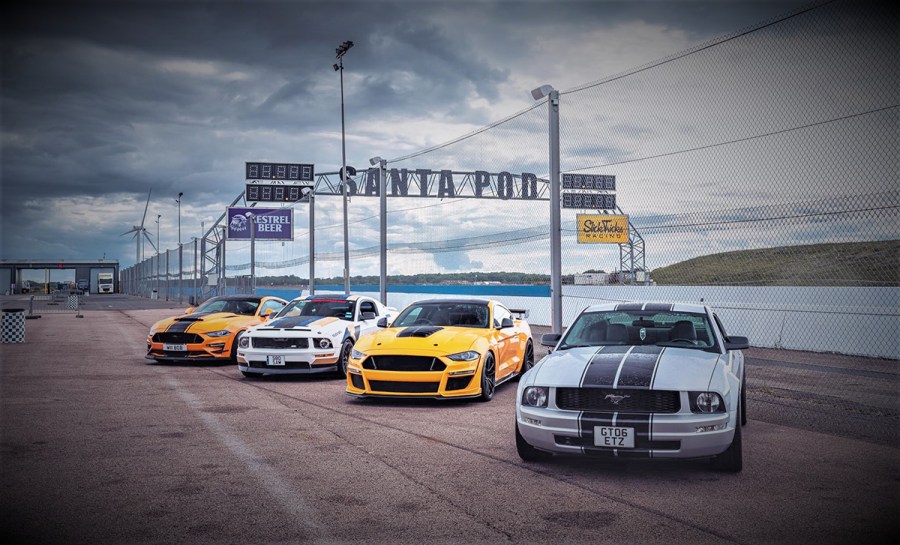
[581,302,710,314]
[408,298,492,306]
[288,294,362,302]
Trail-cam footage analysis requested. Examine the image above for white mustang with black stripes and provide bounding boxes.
[516,302,749,472]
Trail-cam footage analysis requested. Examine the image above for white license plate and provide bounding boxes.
[267,355,285,366]
[594,426,635,448]
[164,343,187,352]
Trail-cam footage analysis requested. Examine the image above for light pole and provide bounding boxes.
[176,191,184,303]
[155,214,161,299]
[334,40,354,295]
[531,84,562,334]
[370,156,388,305]
[246,212,256,294]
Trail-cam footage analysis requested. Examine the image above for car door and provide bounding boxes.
[490,303,519,380]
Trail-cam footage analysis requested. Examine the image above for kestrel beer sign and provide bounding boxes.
[576,214,629,244]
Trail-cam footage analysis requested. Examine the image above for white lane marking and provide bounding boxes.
[164,374,329,538]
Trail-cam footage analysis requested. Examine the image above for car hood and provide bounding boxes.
[249,315,346,335]
[532,345,723,391]
[151,312,255,333]
[356,326,484,355]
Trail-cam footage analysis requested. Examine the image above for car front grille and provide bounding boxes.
[153,332,204,344]
[362,355,446,371]
[556,388,680,413]
[252,337,310,349]
[368,380,440,393]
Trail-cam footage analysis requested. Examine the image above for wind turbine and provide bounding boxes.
[121,189,158,263]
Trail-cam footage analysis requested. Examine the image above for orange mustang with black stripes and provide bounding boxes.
[236,294,397,378]
[146,295,287,364]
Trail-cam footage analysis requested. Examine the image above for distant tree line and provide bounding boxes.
[254,272,557,286]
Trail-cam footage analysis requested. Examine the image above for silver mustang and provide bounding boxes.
[516,302,749,472]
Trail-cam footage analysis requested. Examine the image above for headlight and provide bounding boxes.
[522,386,549,407]
[238,336,250,348]
[351,348,366,360]
[206,330,231,338]
[689,391,725,413]
[447,351,480,361]
[315,338,333,349]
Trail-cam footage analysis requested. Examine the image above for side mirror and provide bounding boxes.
[499,317,515,329]
[724,336,750,351]
[376,317,388,328]
[361,311,377,321]
[540,333,562,348]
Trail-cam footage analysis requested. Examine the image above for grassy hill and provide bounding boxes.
[650,240,899,286]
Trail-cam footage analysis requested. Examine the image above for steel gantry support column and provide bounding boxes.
[532,84,563,334]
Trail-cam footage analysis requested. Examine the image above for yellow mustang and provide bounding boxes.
[146,295,287,363]
[346,298,533,401]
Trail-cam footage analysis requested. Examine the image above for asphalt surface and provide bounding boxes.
[1,295,897,544]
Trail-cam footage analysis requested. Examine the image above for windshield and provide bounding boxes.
[276,299,354,320]
[194,298,259,316]
[393,302,489,328]
[559,309,717,351]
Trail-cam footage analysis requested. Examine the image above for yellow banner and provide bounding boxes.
[576,214,629,243]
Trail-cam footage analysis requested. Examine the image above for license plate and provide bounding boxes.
[267,355,285,366]
[594,426,635,448]
[164,343,187,352]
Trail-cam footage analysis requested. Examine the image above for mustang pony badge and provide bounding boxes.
[604,394,631,405]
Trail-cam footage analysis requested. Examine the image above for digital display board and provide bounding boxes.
[245,184,311,202]
[246,162,314,182]
[562,173,615,191]
[562,192,616,210]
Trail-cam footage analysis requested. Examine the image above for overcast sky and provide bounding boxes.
[2,0,840,277]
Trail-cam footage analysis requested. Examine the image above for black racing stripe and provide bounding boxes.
[615,303,642,311]
[166,320,192,333]
[615,345,665,388]
[642,303,673,312]
[578,411,614,454]
[580,346,630,387]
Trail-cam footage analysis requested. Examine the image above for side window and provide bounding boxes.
[493,305,511,328]
[360,301,377,316]
[261,300,283,316]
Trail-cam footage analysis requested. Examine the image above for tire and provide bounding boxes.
[478,352,496,402]
[713,408,743,472]
[337,339,354,378]
[231,331,244,363]
[241,370,261,379]
[515,340,535,381]
[516,421,552,462]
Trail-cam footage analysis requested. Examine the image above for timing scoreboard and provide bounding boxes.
[246,162,314,182]
[245,184,312,203]
[561,173,616,210]
[245,161,315,202]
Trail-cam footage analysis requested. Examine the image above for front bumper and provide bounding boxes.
[517,404,734,459]
[237,347,339,375]
[345,353,484,399]
[146,341,231,363]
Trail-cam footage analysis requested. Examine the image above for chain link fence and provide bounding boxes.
[122,1,897,364]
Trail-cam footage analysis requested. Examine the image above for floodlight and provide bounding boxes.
[369,156,384,166]
[530,84,555,101]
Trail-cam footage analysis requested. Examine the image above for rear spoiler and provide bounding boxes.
[510,308,529,319]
